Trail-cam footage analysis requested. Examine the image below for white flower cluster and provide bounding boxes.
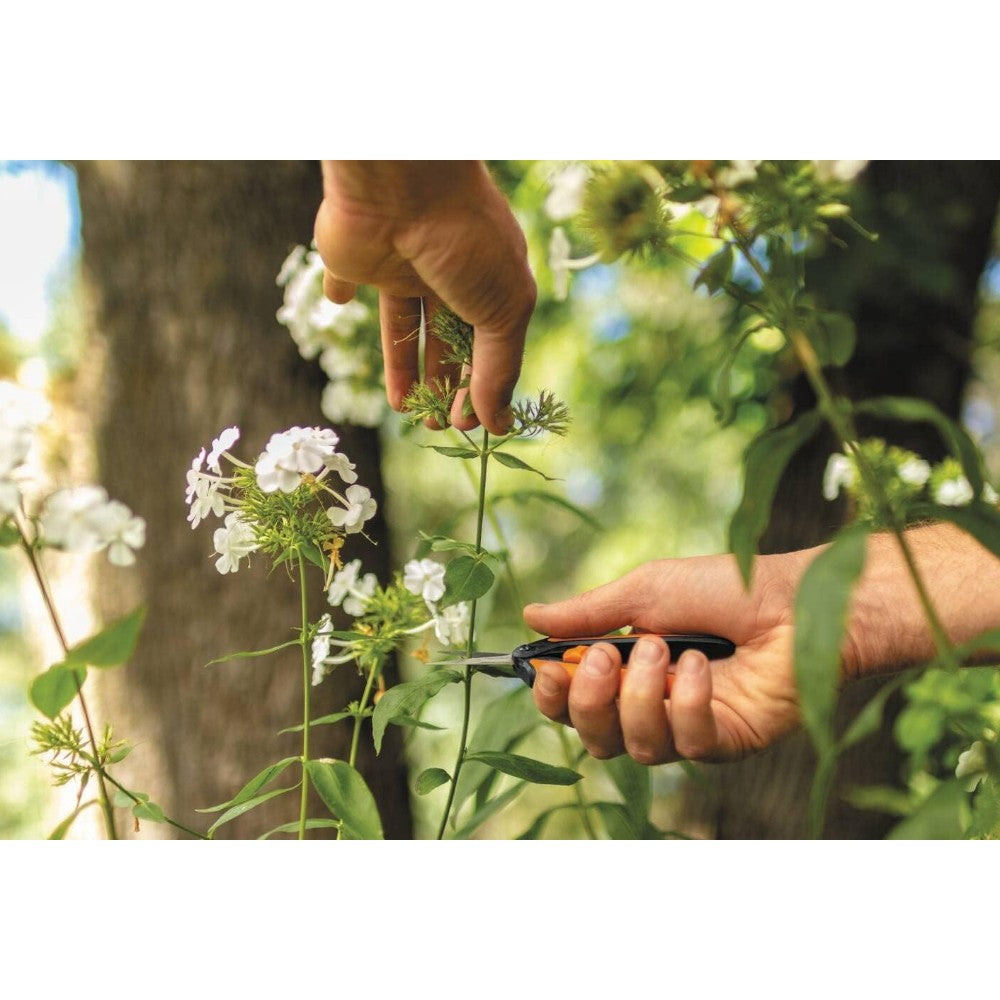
[822,449,998,508]
[186,424,377,575]
[402,557,470,648]
[276,244,386,428]
[1,381,146,566]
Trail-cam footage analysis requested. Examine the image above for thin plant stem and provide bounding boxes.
[17,518,117,839]
[556,727,598,839]
[436,429,490,839]
[297,550,311,840]
[98,768,207,840]
[349,660,380,770]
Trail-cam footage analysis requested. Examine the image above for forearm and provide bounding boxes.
[846,522,1000,678]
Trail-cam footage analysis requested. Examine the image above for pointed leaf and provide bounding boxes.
[515,804,575,840]
[464,751,582,786]
[440,555,495,608]
[592,801,642,839]
[888,779,968,840]
[452,781,527,839]
[855,396,984,495]
[30,662,86,719]
[838,675,907,752]
[806,311,856,368]
[371,669,462,754]
[490,450,557,481]
[66,607,146,668]
[729,410,823,585]
[415,768,451,795]
[306,759,383,840]
[422,445,480,459]
[133,799,165,823]
[197,756,300,813]
[794,522,869,755]
[258,819,341,839]
[602,754,651,828]
[48,800,98,840]
[278,711,353,735]
[206,639,300,667]
[694,244,734,294]
[207,783,299,837]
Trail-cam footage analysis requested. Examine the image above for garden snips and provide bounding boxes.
[440,633,736,694]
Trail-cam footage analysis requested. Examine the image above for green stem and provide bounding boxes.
[297,551,311,841]
[556,727,598,839]
[436,429,490,839]
[98,769,208,840]
[349,660,380,771]
[18,518,117,840]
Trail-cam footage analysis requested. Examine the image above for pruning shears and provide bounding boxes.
[441,633,736,695]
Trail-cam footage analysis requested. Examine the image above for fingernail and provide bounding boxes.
[582,645,613,677]
[535,670,559,697]
[631,637,662,667]
[677,650,705,677]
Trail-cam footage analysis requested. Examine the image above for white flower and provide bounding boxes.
[544,163,589,221]
[813,160,868,184]
[85,500,146,566]
[935,476,974,507]
[212,512,259,574]
[898,457,931,488]
[327,485,376,534]
[187,476,226,529]
[549,226,573,302]
[434,602,469,647]
[0,380,50,431]
[185,448,207,504]
[311,613,333,686]
[40,486,112,552]
[321,381,386,428]
[206,426,240,473]
[254,426,341,493]
[276,245,307,287]
[324,449,359,485]
[403,558,446,604]
[328,559,377,615]
[319,343,368,380]
[822,453,855,501]
[955,740,988,791]
[717,160,759,188]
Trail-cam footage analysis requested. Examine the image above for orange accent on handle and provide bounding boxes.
[530,658,675,697]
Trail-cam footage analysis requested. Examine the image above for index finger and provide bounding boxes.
[466,304,531,435]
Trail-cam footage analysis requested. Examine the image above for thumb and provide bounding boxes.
[523,566,650,638]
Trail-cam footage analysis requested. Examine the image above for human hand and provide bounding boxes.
[523,551,813,765]
[314,161,536,434]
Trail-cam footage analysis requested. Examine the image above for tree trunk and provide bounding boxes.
[73,161,412,838]
[685,161,1000,838]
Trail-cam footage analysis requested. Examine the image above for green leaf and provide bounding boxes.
[0,520,20,547]
[463,751,582,786]
[693,244,734,294]
[66,607,146,668]
[306,759,383,840]
[452,781,527,839]
[491,489,603,532]
[114,788,143,808]
[207,784,299,837]
[592,801,642,839]
[855,396,985,496]
[48,800,98,840]
[968,776,1000,839]
[455,685,540,814]
[490,450,557,481]
[843,784,915,818]
[383,715,446,733]
[893,702,946,756]
[794,522,869,756]
[371,669,462,754]
[888,779,968,840]
[838,676,908,752]
[258,819,341,839]
[422,444,480,459]
[667,183,710,203]
[300,542,326,571]
[514,804,575,840]
[440,555,495,608]
[415,767,451,795]
[602,754,651,829]
[713,325,761,427]
[418,531,481,555]
[205,639,301,667]
[278,711,353,735]
[197,756,300,813]
[729,410,823,585]
[107,743,132,764]
[30,662,86,719]
[806,311,856,368]
[133,799,165,823]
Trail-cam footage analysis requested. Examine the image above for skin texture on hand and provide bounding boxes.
[314,161,536,434]
[525,523,1000,766]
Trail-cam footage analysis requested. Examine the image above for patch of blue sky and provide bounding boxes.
[980,258,1000,299]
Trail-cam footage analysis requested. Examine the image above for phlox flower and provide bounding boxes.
[321,381,386,429]
[934,475,974,507]
[327,485,376,535]
[544,163,589,222]
[206,426,240,473]
[40,486,146,566]
[85,499,147,566]
[311,613,333,686]
[822,453,855,501]
[433,602,470,647]
[898,457,931,488]
[813,160,868,184]
[255,426,342,493]
[187,477,226,529]
[403,558,446,604]
[212,512,259,574]
[548,227,600,303]
[327,558,378,616]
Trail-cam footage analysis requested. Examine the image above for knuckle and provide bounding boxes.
[673,734,712,760]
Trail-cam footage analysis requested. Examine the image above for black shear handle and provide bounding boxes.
[511,633,736,688]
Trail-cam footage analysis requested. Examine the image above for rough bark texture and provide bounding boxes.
[685,161,1000,839]
[73,161,413,839]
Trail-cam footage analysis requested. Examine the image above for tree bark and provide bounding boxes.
[73,161,412,838]
[686,161,1000,838]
